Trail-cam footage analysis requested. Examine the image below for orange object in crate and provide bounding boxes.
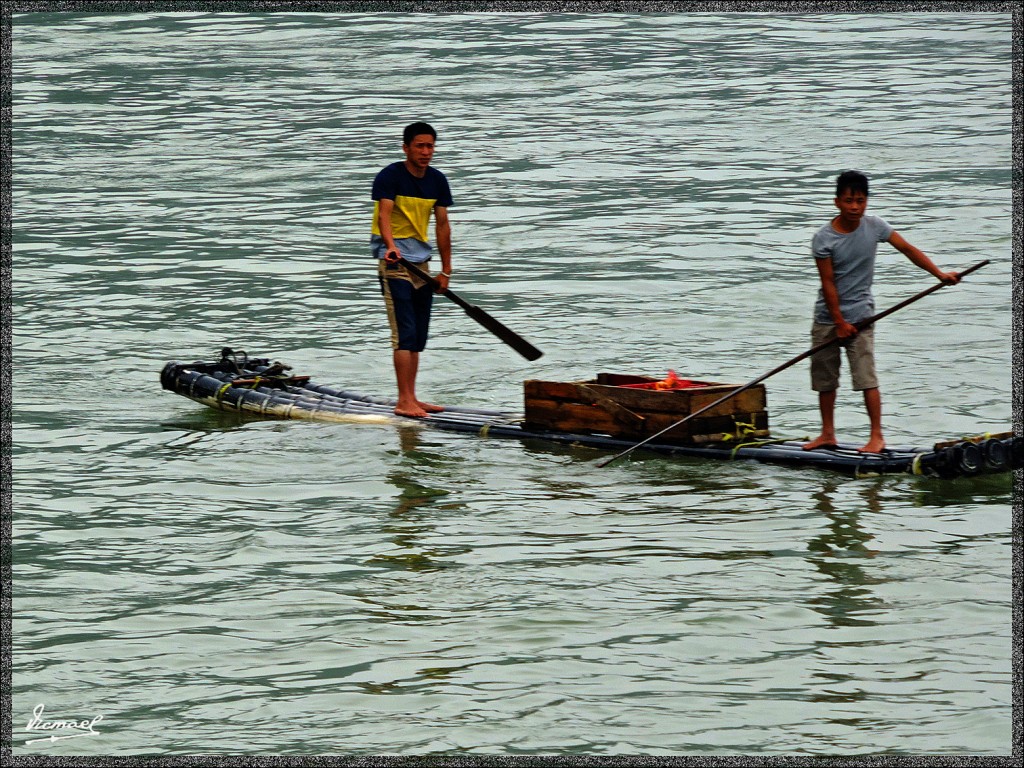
[618,370,707,390]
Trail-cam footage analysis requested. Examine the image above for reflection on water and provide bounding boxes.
[371,425,468,573]
[906,472,1016,508]
[805,480,884,628]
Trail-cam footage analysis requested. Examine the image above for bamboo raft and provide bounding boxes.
[160,349,1020,480]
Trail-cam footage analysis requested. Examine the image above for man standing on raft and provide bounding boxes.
[371,122,454,418]
[804,170,960,453]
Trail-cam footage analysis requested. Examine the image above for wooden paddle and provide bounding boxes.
[392,255,543,361]
[597,259,990,468]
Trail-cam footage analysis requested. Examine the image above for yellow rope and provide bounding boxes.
[715,417,767,457]
[728,437,796,459]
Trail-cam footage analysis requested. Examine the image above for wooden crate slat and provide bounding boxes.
[523,374,771,445]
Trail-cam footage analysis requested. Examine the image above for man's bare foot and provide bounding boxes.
[803,434,838,451]
[394,401,428,418]
[417,401,445,413]
[858,437,886,454]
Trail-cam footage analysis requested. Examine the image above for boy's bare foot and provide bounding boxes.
[417,401,445,413]
[803,434,838,451]
[858,437,886,453]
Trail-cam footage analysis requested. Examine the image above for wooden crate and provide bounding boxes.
[523,373,770,445]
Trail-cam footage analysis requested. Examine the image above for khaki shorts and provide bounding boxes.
[809,322,878,392]
[378,260,434,352]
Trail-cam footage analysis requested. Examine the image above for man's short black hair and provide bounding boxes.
[403,122,436,145]
[836,170,869,197]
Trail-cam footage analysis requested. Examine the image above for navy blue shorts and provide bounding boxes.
[378,260,433,352]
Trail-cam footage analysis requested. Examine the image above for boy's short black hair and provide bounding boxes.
[403,122,436,145]
[836,170,869,197]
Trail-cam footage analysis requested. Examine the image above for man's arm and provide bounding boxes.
[888,231,960,284]
[815,257,859,339]
[434,205,452,291]
[377,198,399,259]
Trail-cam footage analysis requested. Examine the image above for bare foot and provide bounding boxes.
[803,434,838,451]
[858,437,886,454]
[417,401,445,413]
[394,401,428,418]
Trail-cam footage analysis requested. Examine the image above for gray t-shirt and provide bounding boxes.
[812,214,894,324]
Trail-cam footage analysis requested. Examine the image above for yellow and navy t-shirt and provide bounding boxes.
[370,162,453,263]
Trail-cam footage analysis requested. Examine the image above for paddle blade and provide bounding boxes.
[463,304,543,360]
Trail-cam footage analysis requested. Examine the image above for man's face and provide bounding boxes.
[403,134,435,171]
[834,189,868,222]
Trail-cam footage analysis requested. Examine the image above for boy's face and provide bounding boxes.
[834,188,868,223]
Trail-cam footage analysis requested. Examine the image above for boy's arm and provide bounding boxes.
[888,231,960,284]
[815,257,859,339]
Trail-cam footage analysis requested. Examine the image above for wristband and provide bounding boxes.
[440,271,451,277]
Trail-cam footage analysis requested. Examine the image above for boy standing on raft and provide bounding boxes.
[371,122,454,418]
[804,171,960,453]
